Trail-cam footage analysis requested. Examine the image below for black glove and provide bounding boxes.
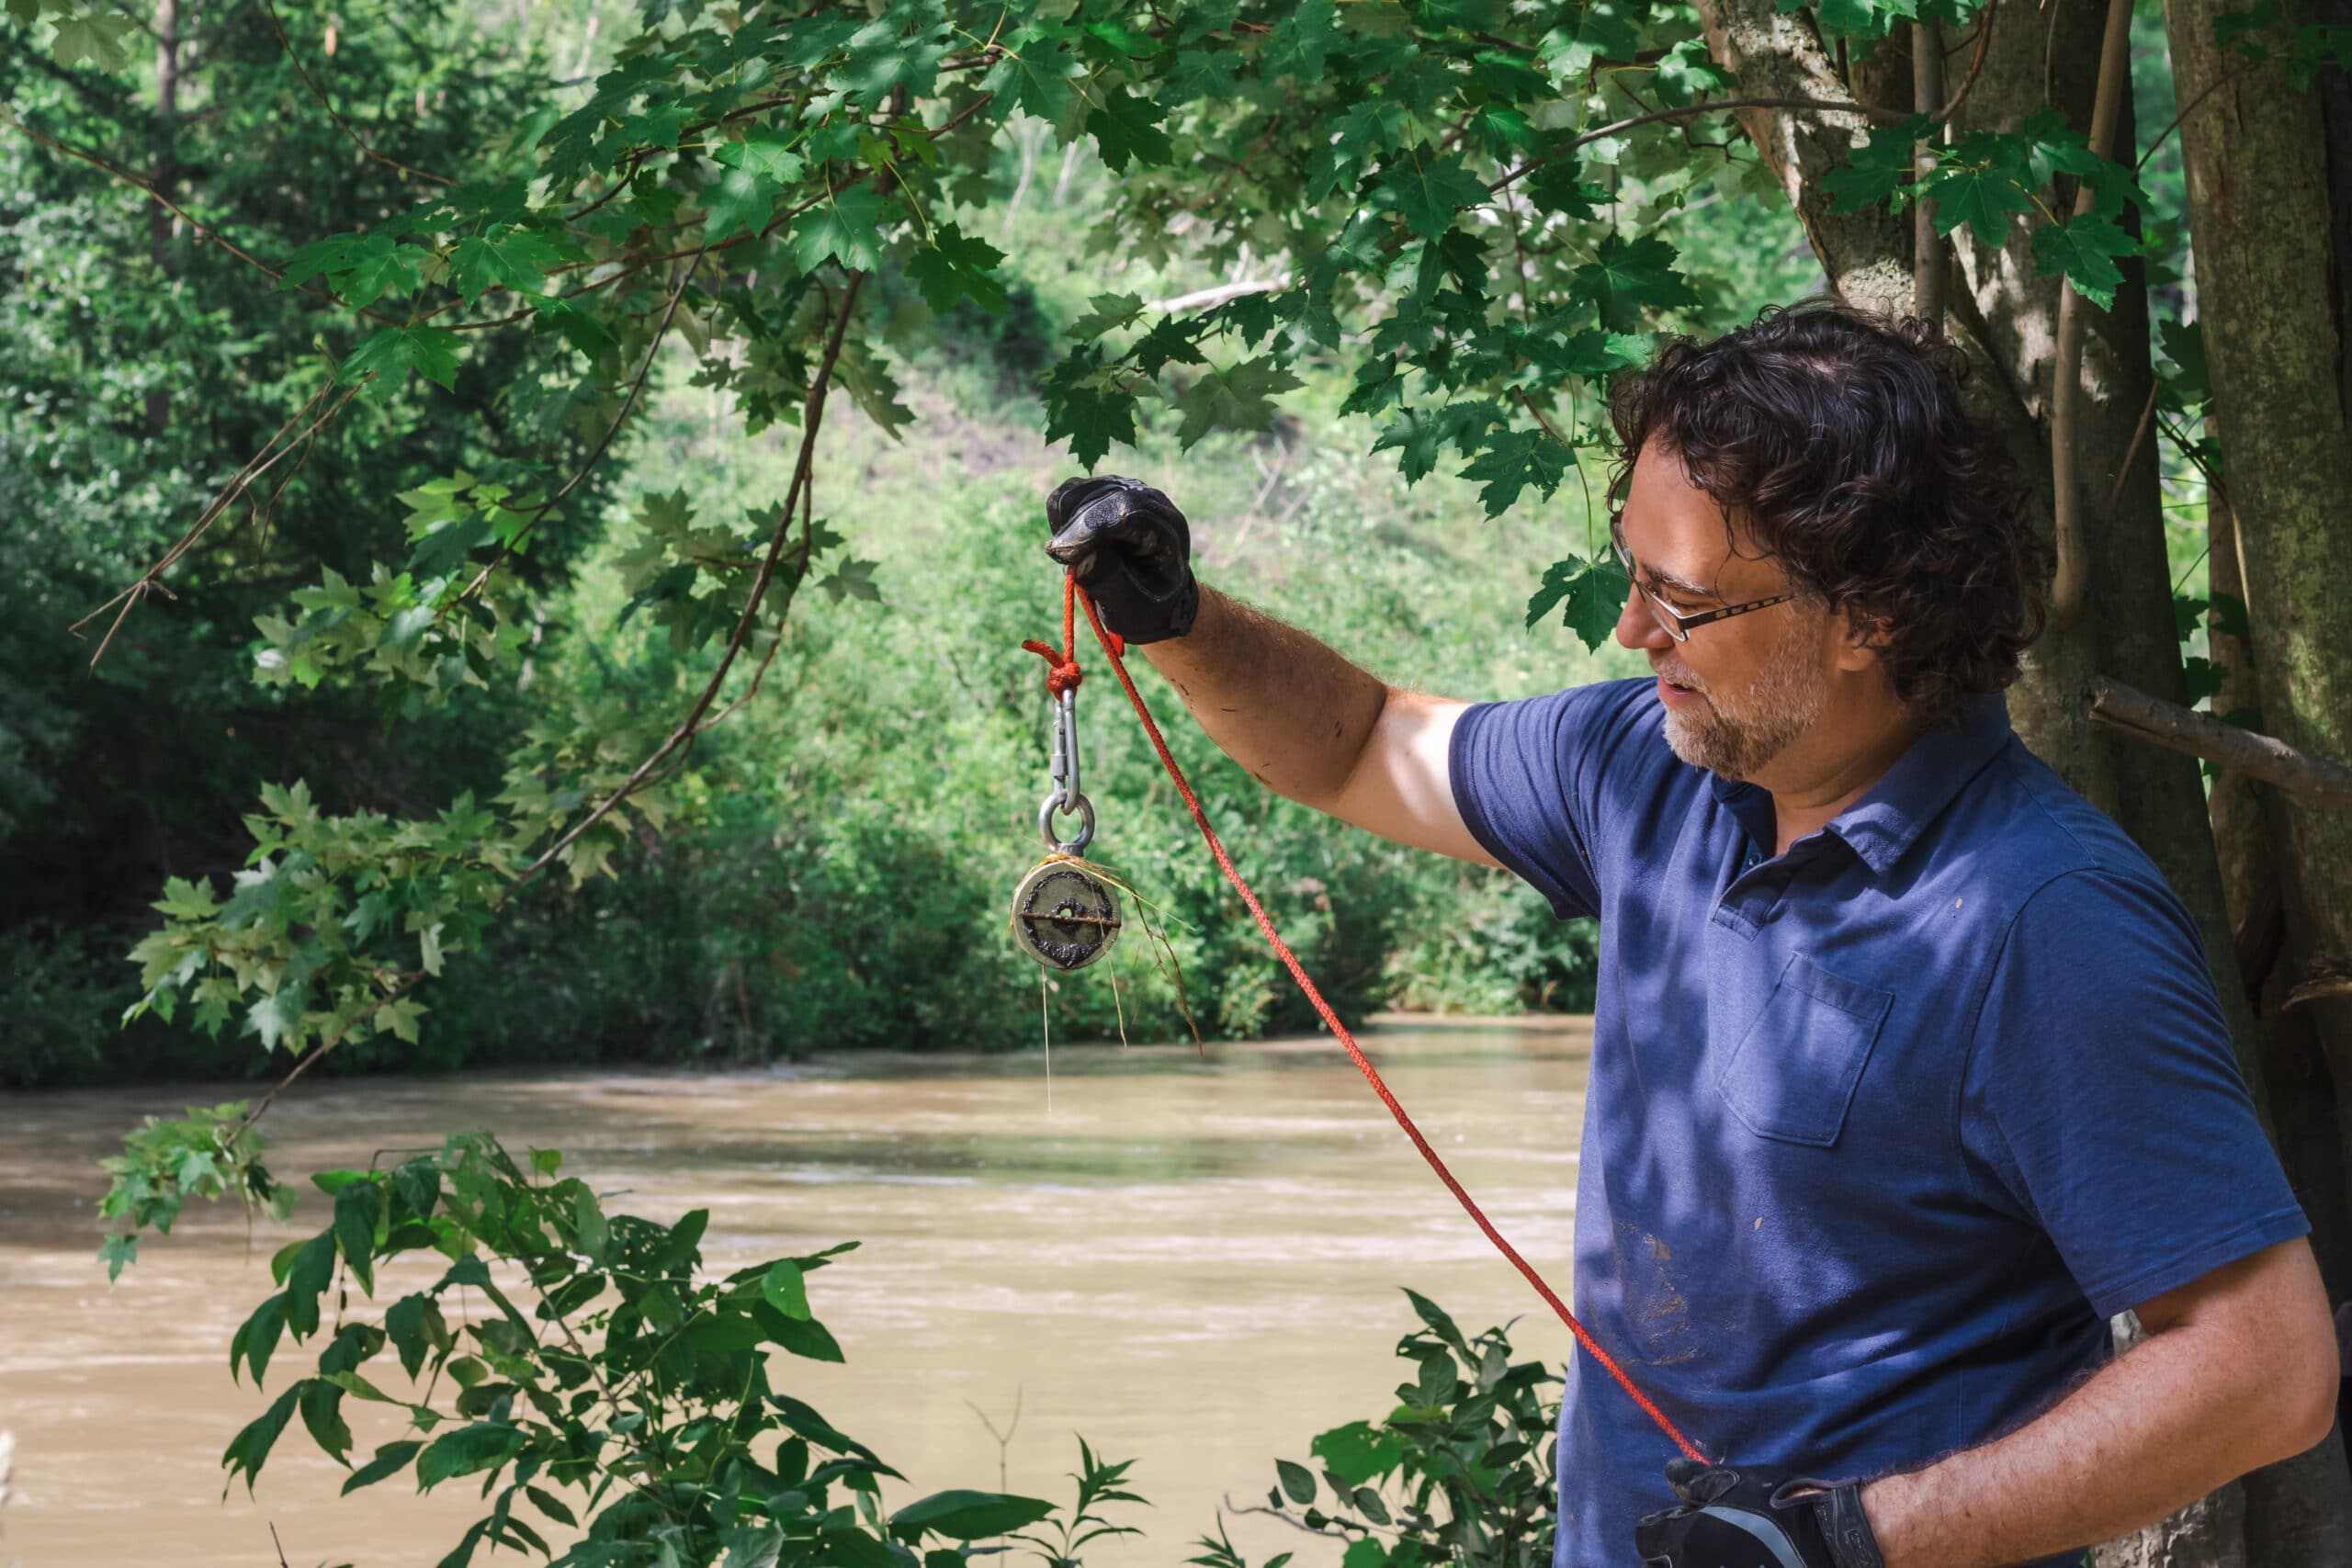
[1043,475,1199,645]
[1634,1459,1884,1568]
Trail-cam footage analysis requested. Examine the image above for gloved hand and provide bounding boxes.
[1044,475,1199,645]
[1634,1459,1885,1568]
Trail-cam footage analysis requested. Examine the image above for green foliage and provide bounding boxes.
[3,0,1915,1111]
[96,1101,288,1279]
[1012,1441,1147,1566]
[1526,556,1634,653]
[215,1133,1129,1567]
[1199,1294,1560,1568]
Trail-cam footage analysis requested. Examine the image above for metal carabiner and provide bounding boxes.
[1036,684,1095,854]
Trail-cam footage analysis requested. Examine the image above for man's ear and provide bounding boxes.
[1835,604,1890,672]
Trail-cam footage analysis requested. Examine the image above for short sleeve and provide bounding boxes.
[1448,678,1658,921]
[1962,869,2307,1319]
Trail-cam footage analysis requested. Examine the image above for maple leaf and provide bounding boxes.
[835,2,950,106]
[1041,344,1141,468]
[1170,356,1306,448]
[817,558,885,603]
[1544,2,1644,73]
[346,324,463,392]
[1526,164,1610,220]
[1571,232,1701,333]
[701,168,777,244]
[1372,146,1489,240]
[447,227,572,301]
[1160,48,1242,106]
[1922,162,2037,245]
[1307,100,1407,202]
[1266,0,1340,82]
[1132,317,1208,376]
[1820,116,1931,214]
[615,101,694,152]
[985,22,1084,118]
[1069,292,1146,340]
[282,233,432,309]
[714,131,807,184]
[905,221,1007,314]
[1526,553,1634,650]
[51,12,134,71]
[534,299,617,362]
[2030,213,2135,310]
[790,185,888,274]
[1372,402,1504,485]
[1470,103,1535,157]
[1086,87,1174,172]
[1340,356,1404,417]
[2018,106,2103,183]
[1461,427,1573,517]
[2156,316,2211,408]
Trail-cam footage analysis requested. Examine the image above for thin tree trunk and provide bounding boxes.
[146,0,181,435]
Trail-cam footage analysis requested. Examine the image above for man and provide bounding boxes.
[1041,304,2338,1568]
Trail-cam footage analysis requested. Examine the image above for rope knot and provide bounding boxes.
[1021,639,1082,695]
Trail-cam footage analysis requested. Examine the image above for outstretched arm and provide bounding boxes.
[1860,1237,2337,1568]
[1139,586,1498,866]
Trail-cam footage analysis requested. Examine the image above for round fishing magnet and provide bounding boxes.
[1011,859,1123,973]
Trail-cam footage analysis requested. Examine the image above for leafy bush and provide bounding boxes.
[217,1133,1137,1568]
[1204,1292,1560,1568]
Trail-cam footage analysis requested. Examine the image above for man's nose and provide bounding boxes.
[1617,585,1671,652]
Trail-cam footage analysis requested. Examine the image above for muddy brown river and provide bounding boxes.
[0,1021,1591,1567]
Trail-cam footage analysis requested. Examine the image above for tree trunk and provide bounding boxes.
[2162,0,2352,1554]
[1941,0,2265,1101]
[2166,0,2352,1416]
[145,0,181,435]
[2211,482,2352,1306]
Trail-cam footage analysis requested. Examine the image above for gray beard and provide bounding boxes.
[1660,622,1830,780]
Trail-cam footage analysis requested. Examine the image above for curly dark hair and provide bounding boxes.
[1607,301,2049,728]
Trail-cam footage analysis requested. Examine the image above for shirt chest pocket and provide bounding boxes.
[1714,953,1894,1147]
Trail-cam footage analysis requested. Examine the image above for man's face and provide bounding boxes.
[1611,439,1839,780]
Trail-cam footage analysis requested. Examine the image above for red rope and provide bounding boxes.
[1021,566,1102,695]
[1041,572,1707,1464]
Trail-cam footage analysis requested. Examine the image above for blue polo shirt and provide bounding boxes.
[1449,678,2304,1568]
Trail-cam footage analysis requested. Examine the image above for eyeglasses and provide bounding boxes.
[1608,517,1793,643]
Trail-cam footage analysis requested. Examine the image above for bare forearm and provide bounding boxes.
[1864,1252,2336,1567]
[1137,584,1391,810]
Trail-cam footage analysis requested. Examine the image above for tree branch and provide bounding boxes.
[1937,0,1997,118]
[508,272,867,892]
[2086,676,2352,816]
[457,248,710,599]
[1489,95,1912,197]
[71,378,368,668]
[0,107,388,319]
[257,0,453,187]
[2044,0,2135,635]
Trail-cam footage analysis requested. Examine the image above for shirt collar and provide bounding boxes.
[1705,692,2016,877]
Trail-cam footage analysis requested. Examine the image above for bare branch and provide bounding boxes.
[458,248,711,599]
[1489,96,1912,198]
[2086,676,2352,816]
[509,272,868,892]
[71,378,368,669]
[1938,0,1997,118]
[257,0,454,187]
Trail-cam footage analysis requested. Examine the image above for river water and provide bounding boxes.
[0,1021,1590,1568]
